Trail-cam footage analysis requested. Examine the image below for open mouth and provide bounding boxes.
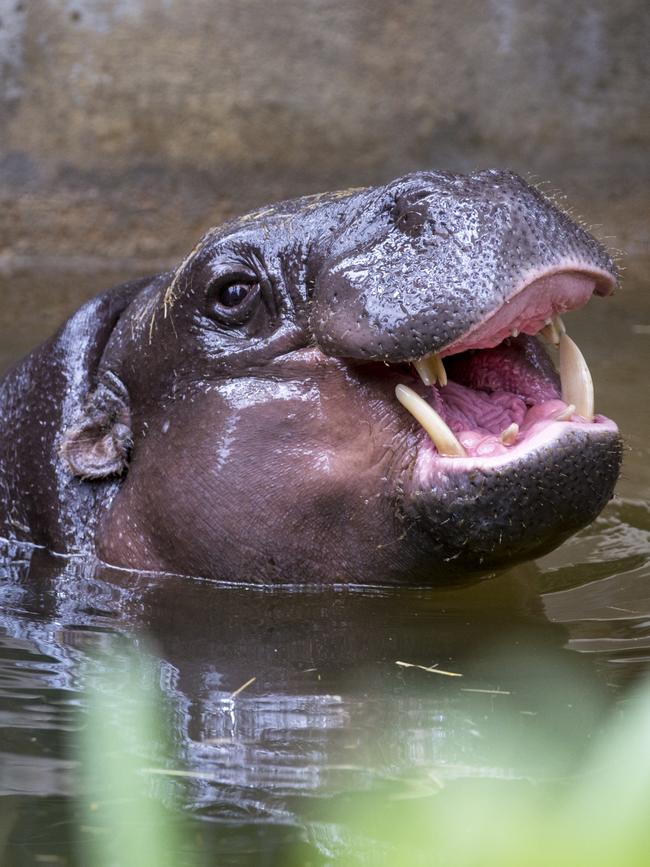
[394,269,618,462]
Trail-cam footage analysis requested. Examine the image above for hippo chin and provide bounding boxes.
[0,170,622,586]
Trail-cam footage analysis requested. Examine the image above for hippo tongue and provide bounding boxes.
[431,382,527,436]
[443,336,560,404]
[395,330,596,458]
[430,334,560,437]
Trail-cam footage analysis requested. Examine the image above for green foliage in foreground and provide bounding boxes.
[80,658,650,867]
[336,689,650,866]
[80,663,185,867]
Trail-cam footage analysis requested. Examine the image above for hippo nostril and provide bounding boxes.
[391,194,430,236]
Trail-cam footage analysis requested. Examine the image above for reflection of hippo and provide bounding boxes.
[0,171,622,584]
[1,548,605,842]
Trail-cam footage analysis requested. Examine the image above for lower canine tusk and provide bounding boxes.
[395,384,466,457]
[559,334,594,420]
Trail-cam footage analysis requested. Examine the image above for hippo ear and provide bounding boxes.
[60,373,133,480]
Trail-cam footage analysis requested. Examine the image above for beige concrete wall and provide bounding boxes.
[0,0,648,266]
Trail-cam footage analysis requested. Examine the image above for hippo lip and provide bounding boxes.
[438,264,616,357]
[392,266,619,466]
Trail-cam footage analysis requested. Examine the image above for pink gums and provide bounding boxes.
[441,270,603,356]
[426,335,574,458]
[411,267,617,461]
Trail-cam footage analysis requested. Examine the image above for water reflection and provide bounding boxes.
[539,500,650,681]
[0,492,649,860]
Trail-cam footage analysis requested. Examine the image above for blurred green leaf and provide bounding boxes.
[79,655,192,867]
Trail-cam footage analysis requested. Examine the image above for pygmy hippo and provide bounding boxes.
[0,170,622,585]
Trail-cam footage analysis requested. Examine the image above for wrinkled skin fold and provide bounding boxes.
[0,170,622,585]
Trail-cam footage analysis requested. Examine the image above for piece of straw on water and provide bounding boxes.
[395,660,462,678]
[230,676,256,698]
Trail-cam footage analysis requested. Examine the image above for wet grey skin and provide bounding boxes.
[0,170,622,586]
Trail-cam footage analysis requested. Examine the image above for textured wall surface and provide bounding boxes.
[0,0,648,266]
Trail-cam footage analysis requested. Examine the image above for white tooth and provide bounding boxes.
[413,352,447,387]
[395,384,466,457]
[553,403,576,421]
[559,334,594,420]
[499,423,519,445]
[540,321,561,345]
[511,328,519,338]
[412,356,436,386]
[540,315,566,346]
[433,353,448,387]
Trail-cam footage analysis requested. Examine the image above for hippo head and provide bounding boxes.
[62,170,622,585]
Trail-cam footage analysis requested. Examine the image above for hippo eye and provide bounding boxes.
[219,282,251,307]
[205,272,260,322]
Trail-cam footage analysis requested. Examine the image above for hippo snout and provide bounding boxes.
[311,170,616,362]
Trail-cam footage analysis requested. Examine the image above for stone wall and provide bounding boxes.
[1,0,648,267]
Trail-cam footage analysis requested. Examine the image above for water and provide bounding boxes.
[0,255,648,864]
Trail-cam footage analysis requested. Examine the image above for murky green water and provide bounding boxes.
[0,256,648,864]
